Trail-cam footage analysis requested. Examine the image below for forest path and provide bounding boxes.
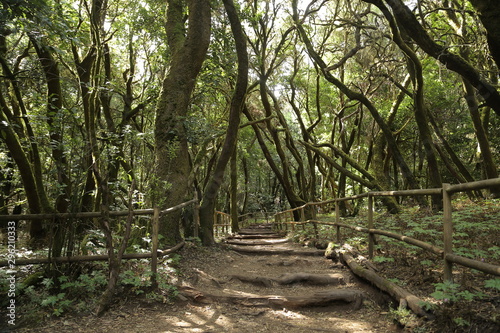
[18,224,406,333]
[170,223,403,332]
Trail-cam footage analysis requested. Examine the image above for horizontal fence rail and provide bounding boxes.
[213,211,267,236]
[0,198,199,272]
[0,199,198,221]
[274,178,500,281]
[214,211,231,236]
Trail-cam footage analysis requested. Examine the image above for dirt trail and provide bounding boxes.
[17,224,405,333]
[171,224,403,332]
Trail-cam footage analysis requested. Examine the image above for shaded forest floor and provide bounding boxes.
[4,200,500,332]
[13,227,406,333]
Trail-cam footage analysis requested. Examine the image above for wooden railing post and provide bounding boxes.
[335,201,341,243]
[300,207,306,231]
[151,206,160,288]
[443,183,454,282]
[368,194,374,259]
[193,193,199,239]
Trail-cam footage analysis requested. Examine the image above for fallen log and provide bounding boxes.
[178,286,363,309]
[332,244,379,272]
[231,272,345,286]
[336,246,433,319]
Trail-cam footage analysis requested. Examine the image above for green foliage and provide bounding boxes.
[345,236,367,250]
[419,259,434,267]
[40,292,71,317]
[19,269,109,317]
[431,281,485,304]
[452,317,471,328]
[371,199,500,265]
[484,278,500,291]
[373,256,394,263]
[14,256,181,319]
[166,253,181,267]
[388,306,415,326]
[147,173,173,207]
[418,300,436,312]
[120,269,146,295]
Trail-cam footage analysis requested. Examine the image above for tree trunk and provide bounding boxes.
[73,45,97,214]
[383,4,443,208]
[0,106,43,221]
[230,147,239,233]
[468,0,500,69]
[0,54,48,240]
[462,79,500,196]
[155,0,211,245]
[379,0,500,116]
[31,35,72,256]
[293,6,423,198]
[302,142,400,213]
[199,0,247,245]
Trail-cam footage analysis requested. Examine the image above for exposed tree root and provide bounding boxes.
[225,244,325,256]
[226,234,284,239]
[237,229,278,235]
[230,275,274,287]
[225,238,290,246]
[193,268,225,288]
[179,286,363,309]
[231,272,345,287]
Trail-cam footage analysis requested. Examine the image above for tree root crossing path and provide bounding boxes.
[173,223,405,332]
[22,224,411,333]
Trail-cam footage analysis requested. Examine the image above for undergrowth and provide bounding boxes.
[290,197,500,332]
[0,254,182,328]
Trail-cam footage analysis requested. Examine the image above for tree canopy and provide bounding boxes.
[0,0,498,248]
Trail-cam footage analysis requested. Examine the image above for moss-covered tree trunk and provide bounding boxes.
[381,0,500,117]
[230,147,240,233]
[293,3,423,202]
[468,0,500,69]
[463,80,500,197]
[155,0,211,245]
[199,0,248,245]
[0,36,51,242]
[375,2,443,208]
[30,35,73,256]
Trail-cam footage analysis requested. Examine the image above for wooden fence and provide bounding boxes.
[0,198,199,279]
[213,211,267,236]
[214,211,231,236]
[0,195,266,267]
[274,178,500,282]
